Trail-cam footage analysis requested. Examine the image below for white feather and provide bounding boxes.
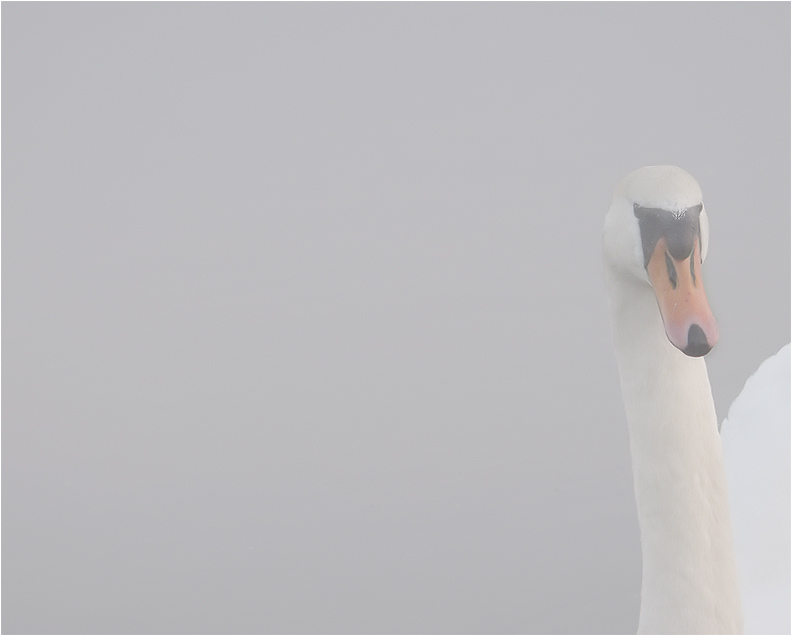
[722,344,791,634]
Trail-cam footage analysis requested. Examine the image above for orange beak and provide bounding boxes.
[646,235,719,356]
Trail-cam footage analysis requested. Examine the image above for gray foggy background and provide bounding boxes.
[3,3,789,634]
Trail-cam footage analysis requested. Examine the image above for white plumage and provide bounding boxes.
[603,165,789,633]
[723,344,791,634]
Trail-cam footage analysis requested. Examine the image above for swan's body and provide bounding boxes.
[723,344,791,634]
[603,166,742,633]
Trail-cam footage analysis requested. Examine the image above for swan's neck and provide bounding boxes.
[606,272,743,634]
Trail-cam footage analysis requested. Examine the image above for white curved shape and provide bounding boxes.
[722,344,791,635]
[603,165,770,634]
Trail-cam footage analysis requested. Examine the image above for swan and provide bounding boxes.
[602,165,788,633]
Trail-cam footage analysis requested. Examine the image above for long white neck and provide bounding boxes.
[606,269,743,634]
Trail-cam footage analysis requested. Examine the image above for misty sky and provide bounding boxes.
[3,3,789,634]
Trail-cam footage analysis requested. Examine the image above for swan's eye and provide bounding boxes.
[665,251,677,289]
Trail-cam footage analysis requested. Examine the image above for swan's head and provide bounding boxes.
[603,165,718,357]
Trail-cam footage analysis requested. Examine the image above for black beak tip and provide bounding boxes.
[683,324,712,357]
